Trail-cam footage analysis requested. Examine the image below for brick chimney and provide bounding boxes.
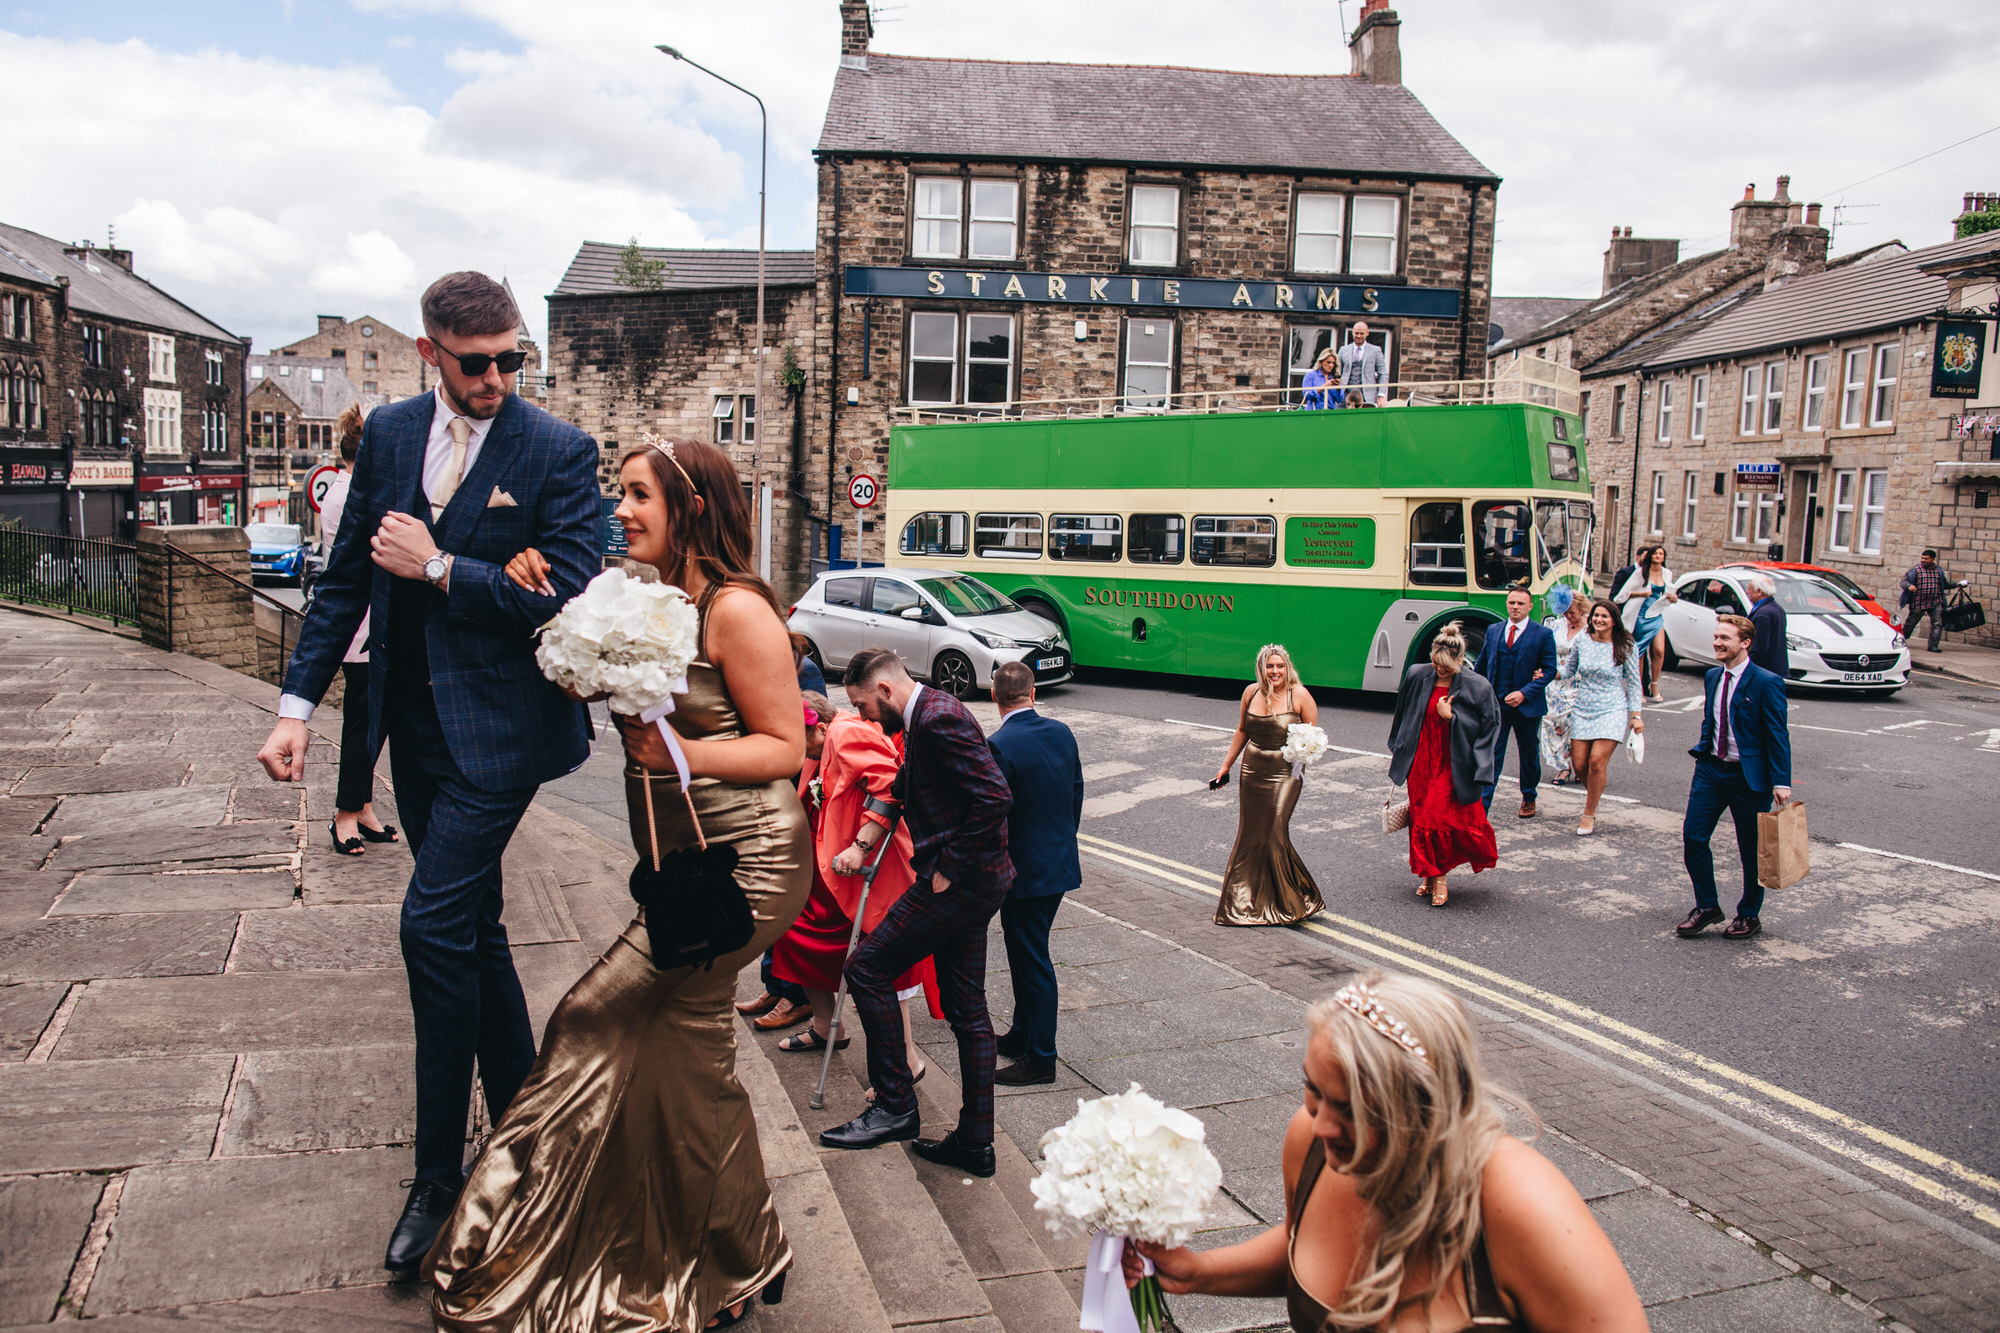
[839,0,871,66]
[1763,193,1830,290]
[1348,0,1402,86]
[316,315,345,335]
[1730,179,1792,252]
[1955,191,1998,234]
[1602,226,1681,294]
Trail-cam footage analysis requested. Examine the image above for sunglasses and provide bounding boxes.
[432,340,528,377]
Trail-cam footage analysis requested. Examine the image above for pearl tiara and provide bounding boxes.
[641,432,699,495]
[1332,982,1431,1068]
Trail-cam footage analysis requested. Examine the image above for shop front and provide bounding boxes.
[138,472,244,528]
[0,448,68,533]
[68,458,137,542]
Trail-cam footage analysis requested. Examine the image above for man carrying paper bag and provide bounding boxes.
[1675,614,1793,942]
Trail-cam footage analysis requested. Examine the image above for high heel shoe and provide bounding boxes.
[1431,875,1449,908]
[356,822,399,844]
[1576,814,1597,836]
[708,1269,788,1327]
[328,822,365,857]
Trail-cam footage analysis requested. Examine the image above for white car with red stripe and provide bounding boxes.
[1661,567,1910,696]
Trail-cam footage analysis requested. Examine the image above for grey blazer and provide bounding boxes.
[1337,341,1387,403]
[1387,663,1501,807]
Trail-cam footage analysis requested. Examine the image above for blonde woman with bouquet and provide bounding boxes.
[1123,970,1645,1332]
[1212,644,1326,927]
[427,437,809,1332]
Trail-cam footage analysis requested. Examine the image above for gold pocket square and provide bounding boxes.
[487,488,518,508]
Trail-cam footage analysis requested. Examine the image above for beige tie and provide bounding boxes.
[432,416,470,520]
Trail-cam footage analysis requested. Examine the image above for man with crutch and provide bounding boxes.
[820,648,1014,1177]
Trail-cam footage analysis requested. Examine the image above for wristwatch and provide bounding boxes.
[423,553,451,589]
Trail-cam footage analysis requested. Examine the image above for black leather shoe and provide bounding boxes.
[1675,907,1725,938]
[1723,915,1762,940]
[996,1028,1027,1060]
[384,1177,461,1273]
[995,1059,1056,1086]
[818,1103,920,1150]
[911,1131,996,1178]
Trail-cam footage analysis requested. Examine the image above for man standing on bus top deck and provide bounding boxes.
[1337,321,1386,406]
[1475,587,1558,819]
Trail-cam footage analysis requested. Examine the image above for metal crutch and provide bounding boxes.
[809,808,904,1111]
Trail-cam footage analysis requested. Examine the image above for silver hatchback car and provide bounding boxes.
[788,567,1073,699]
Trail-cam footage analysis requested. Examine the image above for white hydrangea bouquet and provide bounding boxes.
[1032,1083,1221,1333]
[1280,722,1331,779]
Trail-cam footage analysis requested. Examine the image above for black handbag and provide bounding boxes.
[1943,588,1986,634]
[628,772,753,971]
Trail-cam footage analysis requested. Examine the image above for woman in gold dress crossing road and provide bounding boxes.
[1212,644,1326,927]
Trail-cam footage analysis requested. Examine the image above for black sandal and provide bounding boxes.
[708,1269,788,1327]
[327,822,365,857]
[777,1028,848,1053]
[356,823,399,843]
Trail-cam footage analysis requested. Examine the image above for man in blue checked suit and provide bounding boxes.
[1474,587,1559,819]
[985,661,1084,1087]
[255,271,599,1272]
[1675,614,1794,943]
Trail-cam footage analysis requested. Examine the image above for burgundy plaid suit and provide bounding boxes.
[846,686,1013,1144]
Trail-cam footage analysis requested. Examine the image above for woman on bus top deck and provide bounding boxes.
[1213,645,1326,927]
[1557,599,1645,836]
[1300,347,1340,410]
[1386,622,1499,909]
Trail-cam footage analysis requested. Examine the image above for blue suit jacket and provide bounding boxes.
[1691,662,1793,793]
[282,390,600,792]
[987,708,1085,899]
[1748,597,1789,677]
[1473,619,1559,718]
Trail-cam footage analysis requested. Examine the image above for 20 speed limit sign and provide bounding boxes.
[848,473,879,508]
[305,465,340,513]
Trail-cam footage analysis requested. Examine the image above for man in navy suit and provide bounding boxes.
[823,646,1014,1178]
[255,272,600,1270]
[985,661,1083,1087]
[1475,587,1559,819]
[1676,614,1794,942]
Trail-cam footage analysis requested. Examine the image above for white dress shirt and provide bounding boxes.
[278,388,493,721]
[900,682,924,736]
[1712,657,1749,762]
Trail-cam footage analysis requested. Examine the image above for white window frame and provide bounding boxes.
[1610,383,1626,437]
[148,334,176,383]
[963,312,1015,406]
[1762,359,1785,433]
[1869,343,1899,427]
[1127,185,1180,267]
[966,179,1019,262]
[1681,472,1698,539]
[204,349,224,387]
[1656,382,1674,442]
[1829,469,1856,551]
[911,177,964,260]
[1292,191,1345,273]
[1739,364,1760,435]
[1802,353,1828,430]
[908,311,958,406]
[1579,390,1591,437]
[1755,488,1779,543]
[142,387,182,456]
[1648,472,1666,534]
[1839,348,1868,427]
[711,392,756,444]
[201,407,229,454]
[1348,195,1401,275]
[1859,468,1887,553]
[1689,374,1707,440]
[1122,318,1175,409]
[1730,486,1752,543]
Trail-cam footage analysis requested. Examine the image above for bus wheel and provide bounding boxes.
[1018,596,1065,634]
[931,650,977,700]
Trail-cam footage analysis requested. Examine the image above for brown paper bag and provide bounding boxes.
[1757,801,1808,890]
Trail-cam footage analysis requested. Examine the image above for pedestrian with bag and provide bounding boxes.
[1474,587,1558,819]
[1899,549,1963,653]
[1676,614,1793,943]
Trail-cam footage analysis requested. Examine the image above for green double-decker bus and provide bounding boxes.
[884,402,1594,691]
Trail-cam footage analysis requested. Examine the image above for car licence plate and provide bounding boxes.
[1841,672,1884,683]
[1036,656,1063,671]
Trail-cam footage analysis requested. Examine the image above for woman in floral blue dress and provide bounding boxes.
[1556,599,1645,837]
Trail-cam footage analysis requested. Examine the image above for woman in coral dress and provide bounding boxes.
[1387,622,1500,908]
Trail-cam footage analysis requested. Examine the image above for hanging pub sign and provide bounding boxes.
[1931,319,1987,398]
[843,266,1463,320]
[1734,462,1781,490]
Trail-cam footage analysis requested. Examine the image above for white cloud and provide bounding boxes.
[312,231,419,300]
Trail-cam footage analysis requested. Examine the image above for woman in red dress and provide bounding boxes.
[770,692,941,1070]
[1387,622,1500,908]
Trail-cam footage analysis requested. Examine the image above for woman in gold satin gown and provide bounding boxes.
[1212,644,1325,927]
[427,437,811,1332]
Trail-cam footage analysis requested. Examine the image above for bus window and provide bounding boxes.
[1050,513,1123,562]
[1129,514,1186,564]
[1193,515,1276,567]
[1568,501,1595,572]
[1533,499,1570,577]
[1408,503,1466,586]
[975,512,1043,559]
[899,511,968,556]
[1473,501,1532,589]
[825,577,869,609]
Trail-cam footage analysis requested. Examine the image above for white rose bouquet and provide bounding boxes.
[1280,721,1330,779]
[1032,1083,1221,1333]
[535,568,700,716]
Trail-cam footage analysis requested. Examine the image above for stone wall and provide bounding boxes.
[136,525,258,670]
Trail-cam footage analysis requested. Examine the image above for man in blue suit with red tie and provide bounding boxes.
[1474,587,1559,819]
[1677,614,1794,942]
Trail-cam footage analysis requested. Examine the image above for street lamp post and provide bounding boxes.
[657,44,770,581]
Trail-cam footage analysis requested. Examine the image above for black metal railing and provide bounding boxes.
[163,542,307,684]
[0,527,140,626]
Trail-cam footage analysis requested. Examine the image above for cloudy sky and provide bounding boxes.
[4,0,1996,353]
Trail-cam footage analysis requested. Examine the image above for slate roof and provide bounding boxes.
[1642,233,1997,371]
[0,222,240,343]
[553,244,815,297]
[247,355,362,419]
[1488,297,1589,349]
[1487,245,1734,357]
[817,54,1495,181]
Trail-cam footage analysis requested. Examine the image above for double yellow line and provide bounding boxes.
[1077,830,2000,1233]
